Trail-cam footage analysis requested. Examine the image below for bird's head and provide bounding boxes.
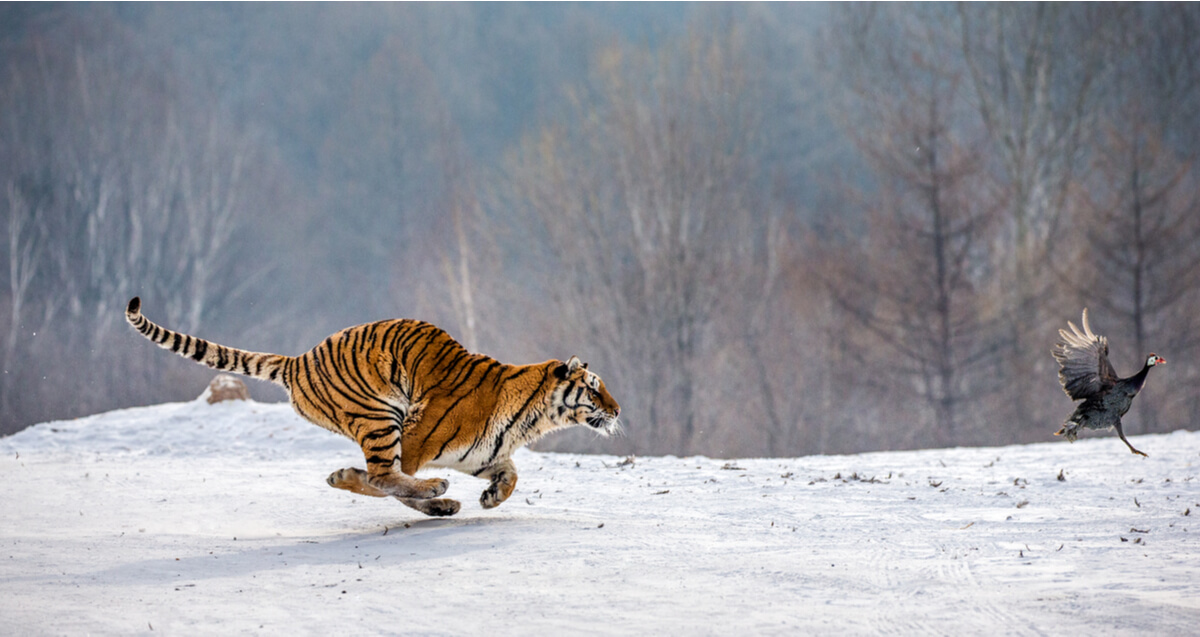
[1146,353,1166,367]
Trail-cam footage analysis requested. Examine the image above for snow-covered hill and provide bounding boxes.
[3,395,1199,635]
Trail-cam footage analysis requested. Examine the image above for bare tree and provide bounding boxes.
[1082,126,1199,351]
[431,119,487,354]
[317,33,452,325]
[3,183,42,354]
[837,114,998,444]
[0,181,44,419]
[1066,121,1200,435]
[821,5,1004,446]
[0,10,272,433]
[955,3,1116,428]
[498,25,772,455]
[1053,4,1200,435]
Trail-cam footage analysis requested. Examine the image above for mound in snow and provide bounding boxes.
[2,396,1199,634]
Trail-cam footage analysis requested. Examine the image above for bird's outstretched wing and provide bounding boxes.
[1052,308,1119,400]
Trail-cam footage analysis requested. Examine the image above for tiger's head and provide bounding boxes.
[551,356,622,436]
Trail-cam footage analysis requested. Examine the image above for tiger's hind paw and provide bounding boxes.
[367,475,449,499]
[397,497,461,517]
[422,498,460,517]
[327,467,389,497]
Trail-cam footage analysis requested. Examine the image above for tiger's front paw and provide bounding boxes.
[480,482,514,509]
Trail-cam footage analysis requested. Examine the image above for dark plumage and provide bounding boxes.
[1052,309,1164,457]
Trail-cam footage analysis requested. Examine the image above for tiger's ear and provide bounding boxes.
[555,355,584,380]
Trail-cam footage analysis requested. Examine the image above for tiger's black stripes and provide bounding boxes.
[483,369,552,466]
[297,352,339,424]
[434,424,463,461]
[429,357,489,395]
[309,341,379,417]
[336,333,387,410]
[457,367,546,465]
[363,422,402,453]
[343,329,376,394]
[367,455,396,468]
[420,387,479,450]
[363,425,402,441]
[124,296,620,517]
[424,355,489,402]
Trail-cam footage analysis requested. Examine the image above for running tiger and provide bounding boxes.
[124,297,621,517]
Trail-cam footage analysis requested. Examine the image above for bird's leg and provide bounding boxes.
[1114,423,1148,457]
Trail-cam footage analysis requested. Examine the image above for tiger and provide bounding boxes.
[124,297,621,517]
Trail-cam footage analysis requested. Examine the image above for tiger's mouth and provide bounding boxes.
[586,414,622,437]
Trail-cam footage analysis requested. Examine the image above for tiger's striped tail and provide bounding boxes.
[125,297,291,388]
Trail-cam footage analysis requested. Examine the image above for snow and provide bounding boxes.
[3,395,1199,635]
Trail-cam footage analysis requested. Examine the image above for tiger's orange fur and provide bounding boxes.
[125,297,621,516]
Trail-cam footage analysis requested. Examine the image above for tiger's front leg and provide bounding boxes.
[477,458,518,509]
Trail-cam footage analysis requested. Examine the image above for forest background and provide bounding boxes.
[3,3,1199,458]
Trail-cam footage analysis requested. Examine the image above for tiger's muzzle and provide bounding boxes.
[587,410,622,436]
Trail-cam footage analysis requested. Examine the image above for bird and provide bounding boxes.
[1051,309,1164,457]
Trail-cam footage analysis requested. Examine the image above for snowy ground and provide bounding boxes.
[3,395,1199,636]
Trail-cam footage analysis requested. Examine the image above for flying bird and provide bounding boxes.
[1052,309,1164,457]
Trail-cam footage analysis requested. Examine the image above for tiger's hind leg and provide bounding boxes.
[334,419,449,499]
[327,467,389,497]
[327,468,460,516]
[397,496,461,517]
